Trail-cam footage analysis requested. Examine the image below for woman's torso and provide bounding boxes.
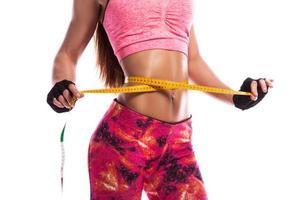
[99,0,191,123]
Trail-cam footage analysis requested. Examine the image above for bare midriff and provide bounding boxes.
[117,49,191,124]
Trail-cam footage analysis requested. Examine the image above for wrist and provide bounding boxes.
[228,94,234,105]
[225,94,234,106]
[52,56,76,85]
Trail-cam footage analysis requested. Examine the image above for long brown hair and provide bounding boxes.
[93,5,125,88]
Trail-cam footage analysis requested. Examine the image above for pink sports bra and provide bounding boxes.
[102,0,194,62]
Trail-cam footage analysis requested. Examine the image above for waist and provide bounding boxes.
[117,76,191,124]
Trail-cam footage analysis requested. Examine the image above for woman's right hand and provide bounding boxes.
[47,79,84,113]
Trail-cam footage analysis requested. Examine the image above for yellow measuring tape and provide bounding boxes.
[71,76,251,104]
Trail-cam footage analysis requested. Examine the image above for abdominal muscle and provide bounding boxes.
[117,49,191,123]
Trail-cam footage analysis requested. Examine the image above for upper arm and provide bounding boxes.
[187,24,203,62]
[57,0,101,63]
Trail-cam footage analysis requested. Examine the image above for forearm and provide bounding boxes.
[52,52,77,85]
[188,57,234,105]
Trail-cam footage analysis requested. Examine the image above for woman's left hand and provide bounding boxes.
[233,77,274,110]
[249,78,274,101]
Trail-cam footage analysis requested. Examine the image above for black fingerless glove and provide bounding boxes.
[47,79,75,113]
[233,77,268,110]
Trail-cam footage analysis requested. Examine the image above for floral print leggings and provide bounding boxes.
[88,98,208,200]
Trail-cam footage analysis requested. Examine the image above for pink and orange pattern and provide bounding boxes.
[88,98,208,200]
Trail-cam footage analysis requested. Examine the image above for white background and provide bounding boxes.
[0,0,299,199]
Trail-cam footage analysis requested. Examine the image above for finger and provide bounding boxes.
[259,79,268,93]
[68,84,84,98]
[53,98,64,108]
[58,95,71,109]
[63,89,73,107]
[265,79,274,88]
[250,80,258,101]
